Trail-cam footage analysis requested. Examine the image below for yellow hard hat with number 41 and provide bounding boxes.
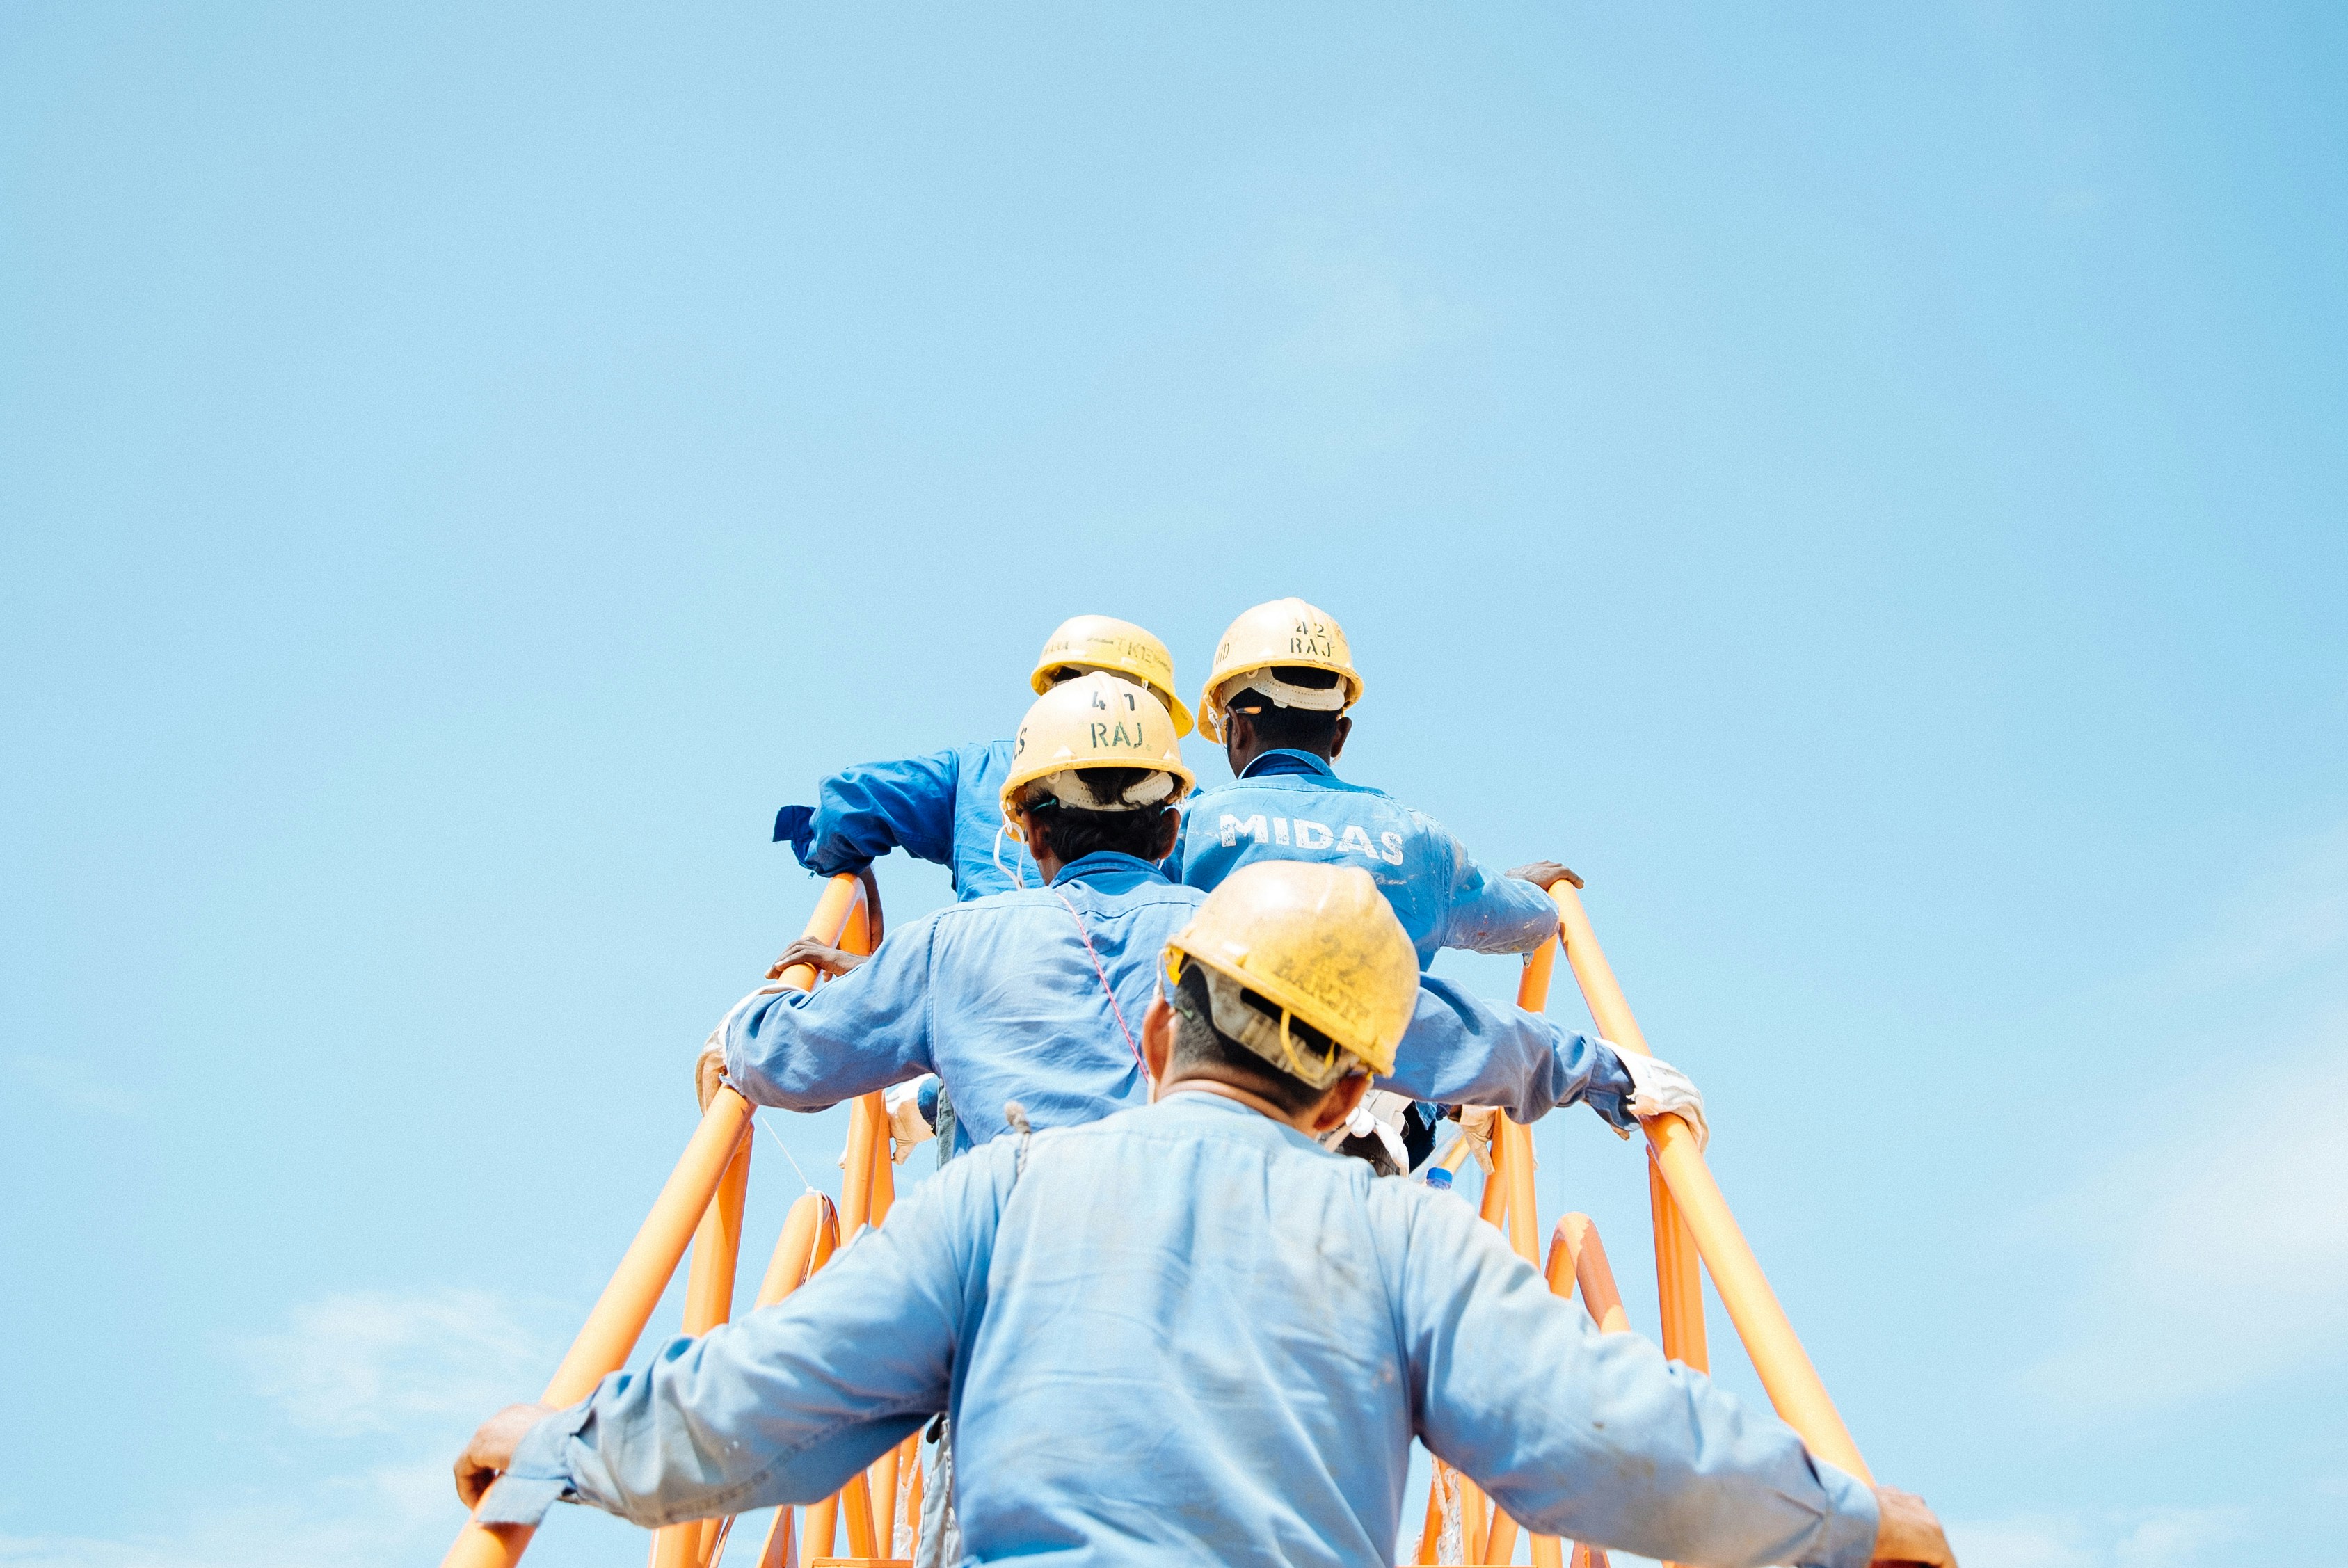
[1197,598,1364,743]
[1032,615,1195,737]
[999,673,1197,838]
[1163,860,1419,1085]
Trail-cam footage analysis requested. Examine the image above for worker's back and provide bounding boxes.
[482,1084,1872,1567]
[934,1094,1862,1568]
[724,850,1204,1151]
[1171,751,1557,969]
[955,1093,1417,1564]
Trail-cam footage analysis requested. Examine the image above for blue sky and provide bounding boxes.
[3,3,2345,1565]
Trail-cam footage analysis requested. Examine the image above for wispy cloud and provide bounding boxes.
[3,1290,561,1568]
[233,1288,551,1438]
[0,1459,455,1568]
[5,1054,142,1118]
[1951,1505,2244,1568]
[2166,819,2348,994]
[2024,822,2348,1417]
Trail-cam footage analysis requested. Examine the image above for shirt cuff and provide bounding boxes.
[473,1401,592,1528]
[1583,1039,1641,1130]
[1808,1459,1881,1568]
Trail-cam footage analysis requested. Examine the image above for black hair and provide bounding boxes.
[1023,767,1178,864]
[1224,665,1345,753]
[1165,961,1334,1117]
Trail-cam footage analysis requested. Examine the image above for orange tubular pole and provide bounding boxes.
[1547,1213,1630,1336]
[652,1136,756,1568]
[442,874,870,1568]
[1648,1158,1709,1372]
[1549,883,1873,1484]
[839,1091,886,1234]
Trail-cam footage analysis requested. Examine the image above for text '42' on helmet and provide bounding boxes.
[1197,597,1364,743]
[998,672,1197,838]
[1031,615,1195,738]
[1163,859,1419,1081]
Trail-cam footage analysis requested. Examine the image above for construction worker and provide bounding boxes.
[770,614,1194,902]
[1173,597,1572,970]
[695,674,1707,1162]
[458,861,1953,1568]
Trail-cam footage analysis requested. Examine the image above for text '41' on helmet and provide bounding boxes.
[999,672,1197,836]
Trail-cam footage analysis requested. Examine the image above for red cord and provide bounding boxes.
[1046,881,1148,1077]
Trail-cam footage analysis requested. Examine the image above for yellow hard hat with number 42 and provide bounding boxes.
[1031,615,1195,738]
[999,672,1197,838]
[1197,598,1364,743]
[1163,860,1419,1085]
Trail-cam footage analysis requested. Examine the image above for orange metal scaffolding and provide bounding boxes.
[449,872,1871,1568]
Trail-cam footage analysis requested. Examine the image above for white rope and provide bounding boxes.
[754,1112,818,1195]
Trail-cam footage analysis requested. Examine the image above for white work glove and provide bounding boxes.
[1320,1089,1413,1174]
[1452,1104,1499,1171]
[1615,1048,1709,1151]
[884,1076,939,1165]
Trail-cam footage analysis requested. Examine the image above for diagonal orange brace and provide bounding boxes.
[1547,881,1872,1483]
[442,873,872,1568]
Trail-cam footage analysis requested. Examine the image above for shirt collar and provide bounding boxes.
[1050,850,1174,888]
[1239,748,1336,781]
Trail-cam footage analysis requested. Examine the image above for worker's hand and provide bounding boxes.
[1507,861,1583,891]
[454,1402,556,1510]
[1451,1104,1498,1171]
[766,938,868,982]
[696,1032,728,1112]
[883,1080,934,1164]
[696,1041,728,1112]
[1618,1050,1709,1151]
[1869,1485,1956,1565]
[859,866,885,948]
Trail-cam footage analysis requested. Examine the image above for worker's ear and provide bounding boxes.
[1141,993,1175,1097]
[1327,714,1352,760]
[1307,1073,1371,1136]
[1224,710,1253,767]
[1150,806,1181,862]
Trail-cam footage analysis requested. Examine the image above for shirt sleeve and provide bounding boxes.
[1427,817,1562,957]
[477,1144,1019,1530]
[790,749,966,875]
[723,920,939,1110]
[1381,977,1638,1128]
[1390,1192,1880,1568]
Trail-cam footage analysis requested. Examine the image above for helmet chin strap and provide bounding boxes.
[991,821,1028,890]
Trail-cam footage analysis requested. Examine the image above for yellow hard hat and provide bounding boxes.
[1031,615,1195,738]
[999,672,1197,836]
[1163,860,1418,1083]
[1196,598,1363,743]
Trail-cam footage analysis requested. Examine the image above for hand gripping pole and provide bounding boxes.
[1547,881,1873,1483]
[441,873,873,1568]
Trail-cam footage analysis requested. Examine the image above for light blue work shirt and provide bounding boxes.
[774,739,1038,899]
[1168,750,1560,969]
[480,1094,1879,1568]
[722,853,1638,1154]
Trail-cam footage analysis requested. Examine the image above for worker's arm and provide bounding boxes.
[720,918,939,1109]
[1427,817,1567,956]
[1381,977,1640,1130]
[465,1142,1014,1528]
[1396,1193,1884,1568]
[774,748,966,876]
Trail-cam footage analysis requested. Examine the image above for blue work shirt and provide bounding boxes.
[774,739,1038,899]
[480,1094,1879,1568]
[1169,751,1560,969]
[721,853,1636,1153]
